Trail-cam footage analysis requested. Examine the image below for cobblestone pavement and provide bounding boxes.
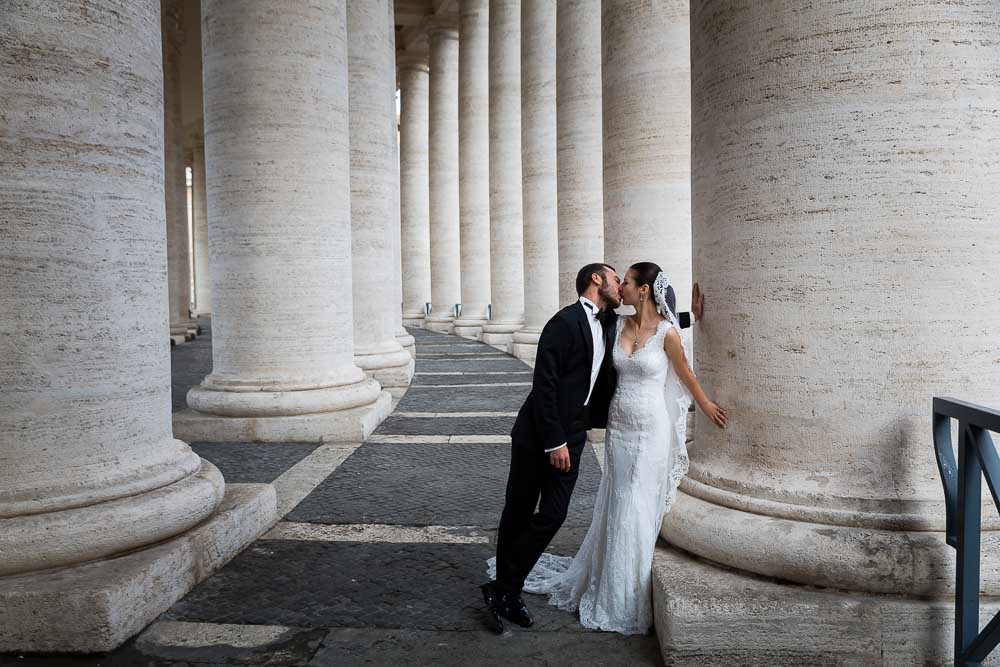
[4,324,662,667]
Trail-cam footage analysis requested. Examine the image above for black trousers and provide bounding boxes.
[494,430,588,596]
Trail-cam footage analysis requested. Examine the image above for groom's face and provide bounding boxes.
[598,269,622,309]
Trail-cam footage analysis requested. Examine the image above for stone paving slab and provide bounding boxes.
[284,442,600,528]
[413,372,533,386]
[191,442,321,484]
[310,627,663,666]
[395,385,531,413]
[416,358,531,373]
[164,540,594,633]
[372,415,515,436]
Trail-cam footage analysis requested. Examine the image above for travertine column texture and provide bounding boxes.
[425,18,462,334]
[175,0,391,443]
[452,0,492,340]
[556,0,603,306]
[601,0,691,313]
[662,0,1000,598]
[481,0,525,350]
[0,0,223,576]
[398,56,432,328]
[191,136,211,315]
[391,88,416,359]
[162,0,198,338]
[348,0,414,397]
[513,0,558,365]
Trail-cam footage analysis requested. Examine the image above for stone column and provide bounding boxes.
[512,0,558,365]
[452,0,492,340]
[174,0,391,443]
[348,0,414,397]
[392,104,416,358]
[191,134,211,316]
[601,0,691,312]
[0,0,223,579]
[655,2,1000,663]
[556,0,603,306]
[425,17,462,334]
[481,0,525,350]
[163,0,198,341]
[398,55,432,328]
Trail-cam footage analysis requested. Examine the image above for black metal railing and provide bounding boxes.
[934,397,1000,666]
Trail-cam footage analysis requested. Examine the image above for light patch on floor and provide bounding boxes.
[393,411,518,418]
[263,522,492,544]
[365,435,511,444]
[138,620,297,649]
[272,443,361,517]
[411,382,532,388]
[415,371,532,376]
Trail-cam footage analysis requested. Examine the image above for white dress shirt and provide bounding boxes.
[544,297,606,453]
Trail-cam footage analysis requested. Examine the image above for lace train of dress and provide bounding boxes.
[487,316,691,634]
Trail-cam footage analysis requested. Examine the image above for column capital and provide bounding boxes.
[425,14,459,40]
[397,52,430,73]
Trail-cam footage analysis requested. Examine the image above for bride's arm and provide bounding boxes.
[663,328,728,429]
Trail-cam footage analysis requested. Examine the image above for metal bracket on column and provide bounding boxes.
[934,396,1000,666]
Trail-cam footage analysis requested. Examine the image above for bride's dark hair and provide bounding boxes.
[629,261,675,315]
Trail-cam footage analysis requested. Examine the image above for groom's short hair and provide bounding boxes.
[576,263,615,295]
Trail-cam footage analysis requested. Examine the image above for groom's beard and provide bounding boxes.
[598,284,621,310]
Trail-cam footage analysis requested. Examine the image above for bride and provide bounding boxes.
[492,261,728,635]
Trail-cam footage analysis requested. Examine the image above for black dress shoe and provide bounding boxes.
[499,594,534,628]
[480,582,505,634]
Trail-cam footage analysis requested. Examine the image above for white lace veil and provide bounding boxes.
[651,271,691,366]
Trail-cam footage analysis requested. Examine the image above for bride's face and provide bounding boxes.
[619,270,644,307]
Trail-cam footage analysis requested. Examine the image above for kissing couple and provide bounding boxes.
[482,261,728,635]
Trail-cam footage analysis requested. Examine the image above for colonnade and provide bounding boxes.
[3,0,999,660]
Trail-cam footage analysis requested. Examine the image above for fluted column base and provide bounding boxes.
[402,310,426,328]
[652,543,990,666]
[452,318,487,340]
[425,313,456,334]
[664,487,1000,596]
[355,342,415,398]
[511,327,541,366]
[0,456,224,576]
[0,482,276,653]
[174,376,392,443]
[395,328,416,359]
[480,321,524,352]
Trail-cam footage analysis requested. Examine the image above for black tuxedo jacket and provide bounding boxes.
[510,301,691,451]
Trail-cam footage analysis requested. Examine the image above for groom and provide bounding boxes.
[481,263,703,633]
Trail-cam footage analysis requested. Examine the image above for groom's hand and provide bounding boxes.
[549,446,571,472]
[692,283,704,322]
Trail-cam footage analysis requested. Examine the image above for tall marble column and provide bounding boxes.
[512,0,558,365]
[601,0,691,312]
[655,1,1000,662]
[481,0,525,350]
[163,0,198,341]
[348,0,414,397]
[0,0,223,578]
[425,18,462,334]
[452,0,492,340]
[174,0,391,443]
[398,55,432,328]
[392,104,417,358]
[556,0,603,306]
[191,134,211,316]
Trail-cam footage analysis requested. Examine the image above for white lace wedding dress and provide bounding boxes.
[488,314,692,635]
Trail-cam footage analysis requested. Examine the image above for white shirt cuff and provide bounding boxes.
[544,443,568,453]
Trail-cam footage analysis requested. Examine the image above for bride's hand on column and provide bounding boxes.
[700,400,728,429]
